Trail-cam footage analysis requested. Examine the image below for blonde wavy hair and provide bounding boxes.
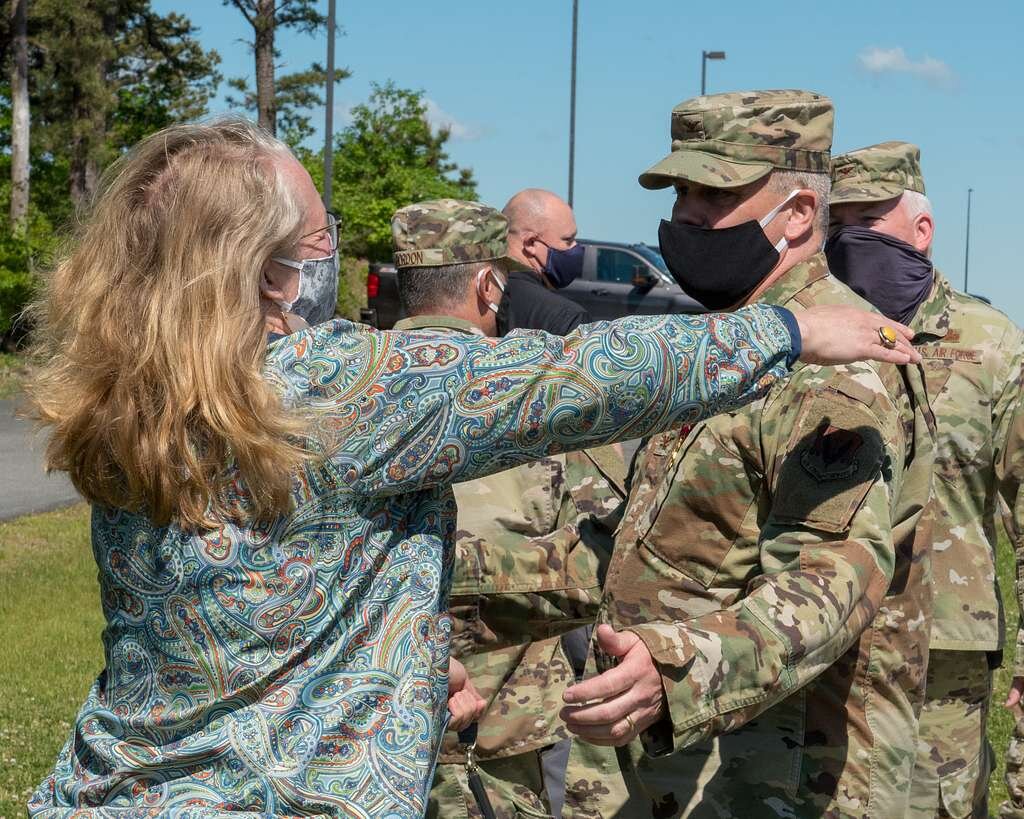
[27,118,312,529]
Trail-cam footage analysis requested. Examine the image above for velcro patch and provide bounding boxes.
[918,345,980,363]
[800,423,864,481]
[770,388,887,533]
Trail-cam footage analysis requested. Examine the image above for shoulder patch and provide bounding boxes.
[799,423,865,481]
[770,388,888,534]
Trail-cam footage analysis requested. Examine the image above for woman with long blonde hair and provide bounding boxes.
[25,118,917,817]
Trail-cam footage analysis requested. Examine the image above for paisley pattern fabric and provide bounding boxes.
[30,308,792,818]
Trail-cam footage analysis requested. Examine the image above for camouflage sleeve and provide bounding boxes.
[451,447,627,648]
[559,445,628,587]
[628,374,904,751]
[266,306,793,497]
[990,329,1024,675]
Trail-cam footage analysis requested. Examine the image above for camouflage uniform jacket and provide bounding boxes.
[595,254,935,817]
[394,315,627,763]
[911,271,1024,657]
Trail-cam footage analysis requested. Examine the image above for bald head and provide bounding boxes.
[502,188,578,279]
[503,188,568,231]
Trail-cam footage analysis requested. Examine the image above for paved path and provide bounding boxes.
[0,398,80,521]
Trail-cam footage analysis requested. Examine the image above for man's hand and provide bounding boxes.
[560,624,666,746]
[1006,676,1024,710]
[796,305,921,366]
[448,658,486,731]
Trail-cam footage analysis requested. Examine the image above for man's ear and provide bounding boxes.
[783,190,818,243]
[521,232,542,258]
[913,212,934,255]
[475,265,498,301]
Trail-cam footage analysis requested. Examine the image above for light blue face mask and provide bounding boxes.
[271,252,340,326]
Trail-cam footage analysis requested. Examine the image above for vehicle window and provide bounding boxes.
[632,244,669,274]
[596,248,642,284]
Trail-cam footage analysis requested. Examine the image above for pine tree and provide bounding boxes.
[223,0,346,141]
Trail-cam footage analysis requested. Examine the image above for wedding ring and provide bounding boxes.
[623,714,637,734]
[878,326,898,349]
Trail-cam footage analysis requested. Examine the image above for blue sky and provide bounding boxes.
[156,0,1024,322]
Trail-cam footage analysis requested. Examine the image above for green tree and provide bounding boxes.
[26,0,221,207]
[0,0,221,344]
[8,0,29,231]
[224,0,348,144]
[321,81,477,263]
[226,63,349,146]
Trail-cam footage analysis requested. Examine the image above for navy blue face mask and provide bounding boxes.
[825,226,934,325]
[540,242,585,288]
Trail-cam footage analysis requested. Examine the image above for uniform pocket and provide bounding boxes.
[640,422,762,588]
[938,750,986,819]
[768,386,886,534]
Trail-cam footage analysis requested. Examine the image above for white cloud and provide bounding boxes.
[857,47,957,90]
[423,98,484,141]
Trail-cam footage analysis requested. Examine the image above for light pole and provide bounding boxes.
[322,0,337,211]
[701,50,726,95]
[568,0,579,208]
[964,187,973,292]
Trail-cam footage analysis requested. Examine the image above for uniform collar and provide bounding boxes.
[909,269,951,341]
[753,251,831,309]
[392,314,485,336]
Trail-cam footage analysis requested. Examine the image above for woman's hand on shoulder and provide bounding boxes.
[795,305,920,366]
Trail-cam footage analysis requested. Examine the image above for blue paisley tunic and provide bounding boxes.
[30,308,793,817]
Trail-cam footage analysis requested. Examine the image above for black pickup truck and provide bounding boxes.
[359,240,703,330]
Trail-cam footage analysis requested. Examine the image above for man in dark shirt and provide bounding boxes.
[499,188,591,334]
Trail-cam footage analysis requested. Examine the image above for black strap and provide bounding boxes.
[466,766,497,819]
[457,724,496,819]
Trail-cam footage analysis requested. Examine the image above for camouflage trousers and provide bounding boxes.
[908,649,993,819]
[561,733,835,819]
[1000,703,1024,818]
[428,749,554,819]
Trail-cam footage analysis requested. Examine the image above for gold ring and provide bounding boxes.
[878,326,898,349]
[623,714,637,734]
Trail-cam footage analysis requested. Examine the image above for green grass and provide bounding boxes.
[990,528,1018,814]
[0,352,26,400]
[0,505,103,818]
[0,505,1018,816]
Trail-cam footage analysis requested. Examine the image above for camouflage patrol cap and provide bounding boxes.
[830,141,925,205]
[638,89,834,190]
[391,198,529,271]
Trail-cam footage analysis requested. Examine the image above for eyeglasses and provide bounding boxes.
[298,211,340,253]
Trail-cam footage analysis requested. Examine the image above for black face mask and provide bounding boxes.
[825,226,934,325]
[657,190,798,310]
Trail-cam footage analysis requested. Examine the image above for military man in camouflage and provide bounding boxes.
[559,91,936,818]
[389,199,627,819]
[826,141,1024,818]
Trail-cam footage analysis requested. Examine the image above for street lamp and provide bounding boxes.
[964,187,973,292]
[322,0,337,210]
[701,50,726,95]
[568,0,579,208]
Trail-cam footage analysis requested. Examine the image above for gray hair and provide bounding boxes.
[767,169,831,242]
[900,190,934,256]
[397,260,505,316]
[901,189,933,220]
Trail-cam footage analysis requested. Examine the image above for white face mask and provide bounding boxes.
[477,267,506,314]
[270,252,340,326]
[758,189,801,255]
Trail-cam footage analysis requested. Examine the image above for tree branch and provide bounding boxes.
[224,0,256,28]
